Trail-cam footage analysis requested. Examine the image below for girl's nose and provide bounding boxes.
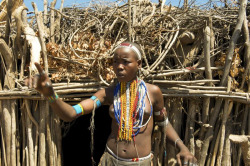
[117,63,124,70]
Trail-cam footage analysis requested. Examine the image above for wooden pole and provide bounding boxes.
[46,102,54,165]
[50,0,57,43]
[4,0,11,44]
[204,26,213,83]
[32,2,49,73]
[128,0,132,41]
[184,99,196,154]
[55,0,64,43]
[39,101,46,166]
[216,100,233,165]
[240,9,250,90]
[229,135,250,165]
[25,100,35,166]
[221,121,232,166]
[220,0,247,86]
[200,26,213,139]
[184,0,188,10]
[43,0,48,25]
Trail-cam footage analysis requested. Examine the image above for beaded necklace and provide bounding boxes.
[114,78,153,141]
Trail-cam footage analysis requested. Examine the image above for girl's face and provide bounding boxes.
[113,47,141,82]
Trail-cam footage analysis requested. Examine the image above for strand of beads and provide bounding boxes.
[129,80,137,140]
[125,82,130,140]
[132,80,148,136]
[120,81,126,139]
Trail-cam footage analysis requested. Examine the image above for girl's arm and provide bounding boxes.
[150,84,197,165]
[26,62,110,122]
[49,89,106,122]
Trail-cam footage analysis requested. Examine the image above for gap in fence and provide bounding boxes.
[62,105,111,165]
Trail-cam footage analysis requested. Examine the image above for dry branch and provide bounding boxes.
[50,0,57,43]
[148,67,222,78]
[32,2,48,73]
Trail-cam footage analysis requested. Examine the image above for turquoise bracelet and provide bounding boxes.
[73,104,84,116]
[90,96,101,108]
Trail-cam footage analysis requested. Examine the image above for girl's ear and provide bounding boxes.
[137,59,142,68]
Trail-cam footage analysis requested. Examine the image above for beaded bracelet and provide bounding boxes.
[45,92,59,103]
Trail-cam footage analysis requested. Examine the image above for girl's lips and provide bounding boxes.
[117,75,125,78]
[117,72,125,77]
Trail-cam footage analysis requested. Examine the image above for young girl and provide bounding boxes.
[27,42,197,166]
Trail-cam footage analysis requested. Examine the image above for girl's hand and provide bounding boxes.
[25,62,54,97]
[176,147,198,166]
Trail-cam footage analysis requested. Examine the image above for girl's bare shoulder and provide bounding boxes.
[145,82,164,109]
[145,83,162,95]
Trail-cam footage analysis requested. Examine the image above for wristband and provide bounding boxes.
[157,117,169,127]
[154,107,165,116]
[154,111,161,116]
[45,92,59,103]
[90,96,101,108]
[175,138,182,149]
[73,104,84,116]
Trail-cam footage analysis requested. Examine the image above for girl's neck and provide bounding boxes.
[119,77,139,84]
